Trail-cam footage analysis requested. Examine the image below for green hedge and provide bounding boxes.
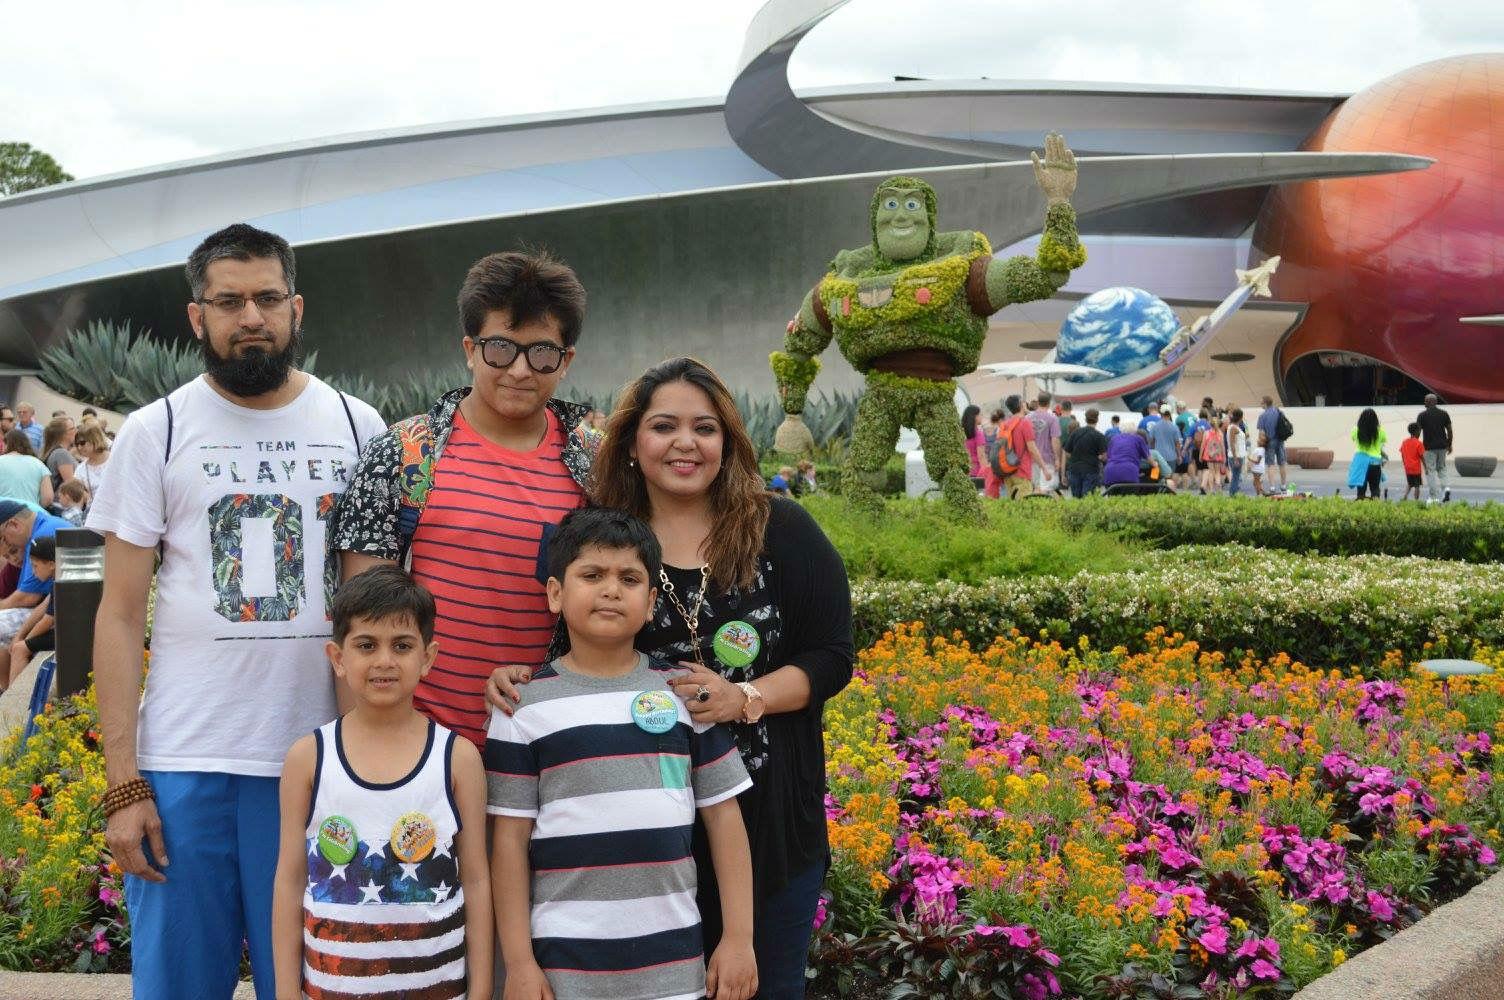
[1027,494,1504,563]
[805,495,1130,584]
[851,544,1504,671]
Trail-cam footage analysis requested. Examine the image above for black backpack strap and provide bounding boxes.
[163,396,175,464]
[338,391,360,454]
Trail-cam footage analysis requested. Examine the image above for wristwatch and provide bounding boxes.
[736,681,766,723]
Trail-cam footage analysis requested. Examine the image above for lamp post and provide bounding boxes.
[54,528,104,698]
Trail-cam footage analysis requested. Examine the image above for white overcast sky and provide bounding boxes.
[3,0,1503,180]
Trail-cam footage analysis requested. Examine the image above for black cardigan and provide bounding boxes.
[634,496,855,904]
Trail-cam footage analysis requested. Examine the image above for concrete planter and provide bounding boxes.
[1299,449,1334,470]
[1455,456,1498,478]
[1293,868,1504,999]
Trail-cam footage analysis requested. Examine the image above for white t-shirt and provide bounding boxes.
[87,375,386,776]
[76,456,109,499]
[1249,445,1267,475]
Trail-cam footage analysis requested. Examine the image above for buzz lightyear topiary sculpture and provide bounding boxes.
[771,133,1086,519]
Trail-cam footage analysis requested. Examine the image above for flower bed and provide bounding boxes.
[1037,495,1504,564]
[851,544,1504,670]
[814,626,1504,998]
[0,687,127,972]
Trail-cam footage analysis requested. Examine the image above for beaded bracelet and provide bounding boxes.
[103,777,155,817]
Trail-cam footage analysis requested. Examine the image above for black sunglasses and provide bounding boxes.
[474,336,567,374]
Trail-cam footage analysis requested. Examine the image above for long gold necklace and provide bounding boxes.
[659,564,711,669]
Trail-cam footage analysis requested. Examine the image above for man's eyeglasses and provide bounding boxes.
[474,336,567,374]
[198,292,293,316]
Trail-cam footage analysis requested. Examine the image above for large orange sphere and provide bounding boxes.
[1253,54,1504,404]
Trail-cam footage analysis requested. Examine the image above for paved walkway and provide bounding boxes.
[1223,464,1503,504]
[0,972,255,998]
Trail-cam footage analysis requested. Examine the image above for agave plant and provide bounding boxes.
[381,363,471,423]
[38,319,135,408]
[802,390,860,444]
[733,391,784,455]
[320,370,387,418]
[558,388,615,415]
[117,337,202,410]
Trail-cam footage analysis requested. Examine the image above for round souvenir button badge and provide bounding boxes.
[631,690,679,734]
[712,620,761,668]
[317,815,358,865]
[390,811,437,863]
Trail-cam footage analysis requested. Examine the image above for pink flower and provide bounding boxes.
[973,923,1034,948]
[1367,890,1396,922]
[98,886,121,907]
[1198,925,1229,955]
[91,930,110,955]
[1250,958,1280,980]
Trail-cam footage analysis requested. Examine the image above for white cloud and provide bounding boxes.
[1,0,1501,180]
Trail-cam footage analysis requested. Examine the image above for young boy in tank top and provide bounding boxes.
[487,507,758,1000]
[272,566,492,1000]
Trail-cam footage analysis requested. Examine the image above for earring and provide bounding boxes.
[628,458,637,468]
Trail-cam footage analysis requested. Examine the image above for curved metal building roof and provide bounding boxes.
[0,0,1427,397]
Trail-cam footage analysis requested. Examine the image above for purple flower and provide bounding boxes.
[1198,925,1229,955]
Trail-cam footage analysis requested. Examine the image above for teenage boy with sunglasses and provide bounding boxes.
[334,250,594,749]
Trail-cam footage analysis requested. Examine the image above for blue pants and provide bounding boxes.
[1227,458,1244,496]
[1068,468,1101,498]
[753,860,825,998]
[127,771,281,1000]
[701,858,825,1000]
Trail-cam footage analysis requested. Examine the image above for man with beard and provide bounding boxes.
[88,224,386,999]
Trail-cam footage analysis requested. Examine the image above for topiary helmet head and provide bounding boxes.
[870,176,938,265]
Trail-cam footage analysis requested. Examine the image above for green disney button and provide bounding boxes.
[317,815,357,865]
[713,620,761,668]
[631,690,679,734]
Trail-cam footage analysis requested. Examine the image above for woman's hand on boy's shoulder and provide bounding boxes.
[485,665,533,716]
[668,663,746,724]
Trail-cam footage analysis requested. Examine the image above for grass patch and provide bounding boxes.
[802,494,1133,584]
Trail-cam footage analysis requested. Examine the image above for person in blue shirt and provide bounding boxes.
[5,535,56,691]
[15,403,45,453]
[1105,415,1122,439]
[1256,395,1288,493]
[1148,411,1181,479]
[0,498,70,610]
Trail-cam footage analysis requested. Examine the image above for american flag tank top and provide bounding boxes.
[301,717,467,999]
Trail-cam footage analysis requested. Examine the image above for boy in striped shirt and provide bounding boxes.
[487,508,757,1000]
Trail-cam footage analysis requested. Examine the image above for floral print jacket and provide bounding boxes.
[330,387,594,563]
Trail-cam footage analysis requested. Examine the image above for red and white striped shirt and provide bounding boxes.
[409,409,584,747]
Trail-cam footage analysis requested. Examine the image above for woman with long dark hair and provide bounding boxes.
[490,357,854,997]
[961,403,985,481]
[1350,407,1387,499]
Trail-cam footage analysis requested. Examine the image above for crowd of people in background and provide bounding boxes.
[956,390,1459,502]
[0,402,112,693]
